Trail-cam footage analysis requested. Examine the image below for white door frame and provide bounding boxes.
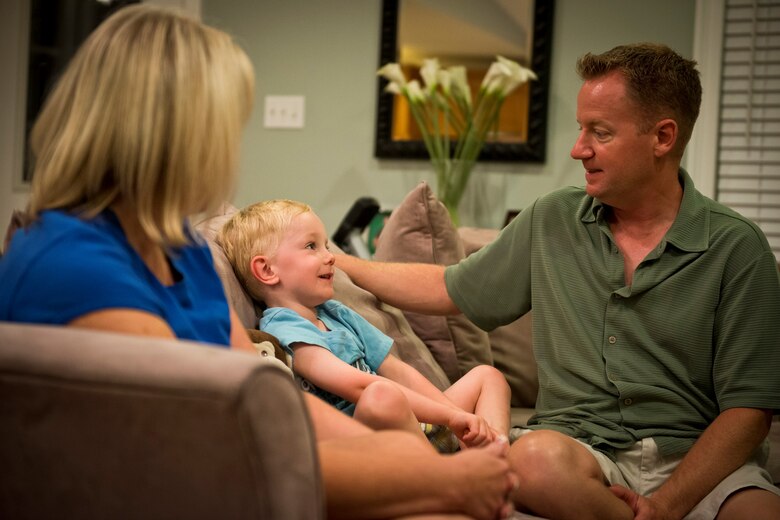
[686,0,726,198]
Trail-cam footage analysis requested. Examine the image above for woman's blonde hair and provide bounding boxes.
[218,199,312,301]
[27,4,255,246]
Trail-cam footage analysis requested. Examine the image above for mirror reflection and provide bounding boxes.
[393,0,534,144]
[375,0,553,162]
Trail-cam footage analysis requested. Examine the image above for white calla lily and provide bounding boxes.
[377,56,535,223]
[436,69,452,95]
[405,80,426,103]
[384,82,402,95]
[377,63,407,86]
[420,59,440,92]
[448,66,471,107]
[483,56,538,96]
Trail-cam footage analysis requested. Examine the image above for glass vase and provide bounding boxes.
[433,158,476,227]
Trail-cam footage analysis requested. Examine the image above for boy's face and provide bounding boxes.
[269,211,335,308]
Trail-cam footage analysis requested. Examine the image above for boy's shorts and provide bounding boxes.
[511,427,780,519]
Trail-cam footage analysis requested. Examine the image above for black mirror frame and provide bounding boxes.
[374,0,554,163]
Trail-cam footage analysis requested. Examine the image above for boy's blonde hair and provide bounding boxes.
[218,199,312,301]
[27,4,255,247]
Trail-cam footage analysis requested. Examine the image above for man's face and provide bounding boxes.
[570,71,658,207]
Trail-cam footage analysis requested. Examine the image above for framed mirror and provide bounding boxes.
[375,0,554,162]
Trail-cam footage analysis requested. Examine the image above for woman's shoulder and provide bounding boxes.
[0,210,148,323]
[18,209,123,248]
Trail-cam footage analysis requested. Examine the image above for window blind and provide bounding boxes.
[717,0,780,262]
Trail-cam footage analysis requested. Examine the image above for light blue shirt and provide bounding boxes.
[261,300,393,414]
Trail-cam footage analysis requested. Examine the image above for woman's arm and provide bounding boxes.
[228,306,255,352]
[69,308,176,337]
[70,306,257,353]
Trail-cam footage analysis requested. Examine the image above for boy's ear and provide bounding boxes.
[250,255,279,286]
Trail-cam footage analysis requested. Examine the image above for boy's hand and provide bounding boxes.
[449,411,496,448]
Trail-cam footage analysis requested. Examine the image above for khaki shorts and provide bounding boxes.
[511,428,780,519]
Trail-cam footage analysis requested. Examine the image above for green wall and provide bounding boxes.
[203,0,696,231]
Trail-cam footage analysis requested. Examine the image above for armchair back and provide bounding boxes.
[0,322,323,519]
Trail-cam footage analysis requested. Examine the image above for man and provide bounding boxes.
[337,43,780,519]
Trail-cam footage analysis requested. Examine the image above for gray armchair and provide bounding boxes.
[0,322,323,519]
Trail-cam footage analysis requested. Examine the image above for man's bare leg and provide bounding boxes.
[508,429,632,520]
[717,487,780,519]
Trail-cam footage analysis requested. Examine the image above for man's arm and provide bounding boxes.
[335,254,459,315]
[612,407,772,519]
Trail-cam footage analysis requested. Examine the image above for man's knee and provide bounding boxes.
[509,430,604,485]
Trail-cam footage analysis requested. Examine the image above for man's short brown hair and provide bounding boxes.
[576,43,701,156]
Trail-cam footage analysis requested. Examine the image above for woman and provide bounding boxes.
[0,6,515,519]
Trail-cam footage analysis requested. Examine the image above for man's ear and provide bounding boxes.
[250,255,279,286]
[654,118,678,157]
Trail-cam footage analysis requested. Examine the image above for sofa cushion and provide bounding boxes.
[460,227,539,408]
[374,182,493,383]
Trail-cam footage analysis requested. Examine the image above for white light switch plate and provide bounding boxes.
[263,95,305,129]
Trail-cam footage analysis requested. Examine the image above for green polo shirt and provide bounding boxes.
[445,169,780,458]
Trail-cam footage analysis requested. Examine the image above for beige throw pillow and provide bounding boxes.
[374,182,493,383]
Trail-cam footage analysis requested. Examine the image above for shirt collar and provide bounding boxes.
[579,168,709,253]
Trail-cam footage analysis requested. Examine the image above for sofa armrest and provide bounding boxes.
[0,322,323,519]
